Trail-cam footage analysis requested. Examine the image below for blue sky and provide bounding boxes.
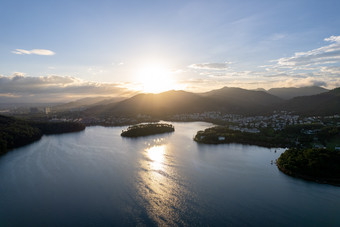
[1,0,340,101]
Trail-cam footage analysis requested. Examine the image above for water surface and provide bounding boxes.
[0,122,339,226]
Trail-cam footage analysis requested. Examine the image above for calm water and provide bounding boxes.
[0,122,339,226]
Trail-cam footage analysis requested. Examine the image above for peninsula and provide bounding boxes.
[194,123,340,186]
[0,115,85,155]
[277,148,340,185]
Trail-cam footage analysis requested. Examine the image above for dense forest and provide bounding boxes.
[0,115,42,155]
[194,126,289,148]
[194,124,340,148]
[194,124,340,185]
[277,148,340,184]
[31,121,86,135]
[0,115,85,155]
[121,123,174,137]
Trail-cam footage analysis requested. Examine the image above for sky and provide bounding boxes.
[1,0,340,102]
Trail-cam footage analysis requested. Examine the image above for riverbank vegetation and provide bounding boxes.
[31,121,85,135]
[0,115,85,155]
[277,148,340,185]
[194,124,340,185]
[194,126,291,148]
[194,124,340,148]
[0,115,42,155]
[121,123,174,137]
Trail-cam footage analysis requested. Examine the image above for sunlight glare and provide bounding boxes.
[146,145,166,170]
[136,64,177,93]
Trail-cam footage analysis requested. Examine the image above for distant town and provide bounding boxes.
[169,111,340,132]
[2,104,340,133]
[1,86,340,152]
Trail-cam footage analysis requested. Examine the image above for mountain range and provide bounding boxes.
[266,86,329,100]
[77,86,339,117]
[53,97,124,112]
[280,87,340,115]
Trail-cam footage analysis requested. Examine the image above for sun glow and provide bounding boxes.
[136,64,178,93]
[146,145,166,170]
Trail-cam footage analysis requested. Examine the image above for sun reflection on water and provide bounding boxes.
[146,145,165,170]
[136,142,190,226]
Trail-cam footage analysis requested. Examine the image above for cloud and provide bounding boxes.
[274,35,340,68]
[12,49,55,56]
[320,66,340,75]
[273,77,328,88]
[0,73,135,103]
[184,36,340,90]
[188,62,232,70]
[253,35,340,89]
[324,36,340,43]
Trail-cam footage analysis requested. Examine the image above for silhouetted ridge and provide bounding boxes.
[267,86,328,100]
[109,90,219,116]
[201,87,282,113]
[281,88,340,115]
[81,87,340,117]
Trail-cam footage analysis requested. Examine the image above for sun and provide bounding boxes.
[136,64,178,93]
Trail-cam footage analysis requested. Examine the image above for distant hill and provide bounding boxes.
[0,103,61,110]
[252,88,267,92]
[76,87,340,117]
[53,97,125,112]
[201,87,282,113]
[281,88,340,115]
[85,90,219,117]
[267,86,328,100]
[85,88,284,117]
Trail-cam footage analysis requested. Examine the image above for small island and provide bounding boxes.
[121,123,174,137]
[277,148,340,185]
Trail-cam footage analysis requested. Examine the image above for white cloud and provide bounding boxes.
[274,35,340,67]
[188,62,232,70]
[249,35,340,89]
[273,77,328,88]
[0,73,135,103]
[320,66,340,75]
[192,36,340,89]
[324,36,340,43]
[12,49,55,56]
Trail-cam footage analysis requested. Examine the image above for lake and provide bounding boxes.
[0,122,339,226]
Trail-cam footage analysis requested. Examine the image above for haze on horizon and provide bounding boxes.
[1,0,340,103]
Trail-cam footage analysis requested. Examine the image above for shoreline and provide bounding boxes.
[0,122,85,156]
[121,123,175,138]
[276,162,340,186]
[194,138,284,149]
